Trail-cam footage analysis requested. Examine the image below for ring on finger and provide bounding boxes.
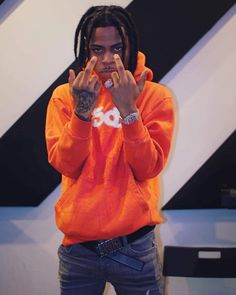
[104,79,113,89]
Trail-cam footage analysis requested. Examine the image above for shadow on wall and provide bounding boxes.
[0,0,24,24]
[0,185,62,244]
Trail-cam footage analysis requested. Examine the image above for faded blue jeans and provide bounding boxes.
[58,230,164,295]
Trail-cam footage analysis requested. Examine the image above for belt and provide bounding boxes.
[80,225,155,257]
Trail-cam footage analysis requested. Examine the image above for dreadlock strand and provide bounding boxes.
[74,7,100,59]
[73,5,139,73]
[112,9,139,72]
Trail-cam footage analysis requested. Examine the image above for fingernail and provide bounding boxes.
[114,54,119,59]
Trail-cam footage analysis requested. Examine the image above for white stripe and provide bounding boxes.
[162,5,236,205]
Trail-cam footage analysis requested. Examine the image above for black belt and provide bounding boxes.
[80,225,155,257]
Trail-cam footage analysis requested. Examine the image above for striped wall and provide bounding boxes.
[0,0,235,207]
[0,1,235,294]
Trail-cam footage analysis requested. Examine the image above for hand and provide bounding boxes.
[68,56,102,120]
[109,54,147,118]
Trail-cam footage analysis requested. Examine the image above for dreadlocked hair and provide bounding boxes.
[74,5,139,74]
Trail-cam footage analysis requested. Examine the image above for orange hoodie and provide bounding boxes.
[45,52,175,246]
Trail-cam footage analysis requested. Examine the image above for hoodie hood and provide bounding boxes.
[134,51,153,82]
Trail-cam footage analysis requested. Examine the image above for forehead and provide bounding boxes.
[90,26,123,45]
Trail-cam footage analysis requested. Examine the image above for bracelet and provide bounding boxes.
[120,111,139,125]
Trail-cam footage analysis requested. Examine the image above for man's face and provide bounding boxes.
[88,26,129,82]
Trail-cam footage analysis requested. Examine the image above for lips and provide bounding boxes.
[101,69,116,73]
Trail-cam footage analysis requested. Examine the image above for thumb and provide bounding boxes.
[137,70,148,92]
[68,69,76,87]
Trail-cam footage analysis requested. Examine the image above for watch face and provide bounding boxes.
[122,112,139,125]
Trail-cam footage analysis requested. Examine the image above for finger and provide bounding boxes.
[72,71,83,88]
[94,80,102,92]
[82,56,97,82]
[137,70,148,92]
[111,71,119,88]
[89,75,98,89]
[114,54,126,81]
[126,70,135,83]
[68,69,76,88]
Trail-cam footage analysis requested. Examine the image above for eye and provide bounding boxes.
[91,47,103,54]
[113,46,123,53]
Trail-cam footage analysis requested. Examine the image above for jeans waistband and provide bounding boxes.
[80,225,155,256]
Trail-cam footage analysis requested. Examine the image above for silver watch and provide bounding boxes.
[120,111,139,125]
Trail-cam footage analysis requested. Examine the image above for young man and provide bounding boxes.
[45,5,175,295]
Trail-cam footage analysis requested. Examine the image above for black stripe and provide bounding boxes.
[162,130,236,210]
[127,0,235,81]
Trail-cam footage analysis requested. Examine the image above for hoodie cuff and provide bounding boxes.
[122,117,147,143]
[68,113,92,139]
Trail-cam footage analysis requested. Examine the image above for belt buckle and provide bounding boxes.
[97,238,123,256]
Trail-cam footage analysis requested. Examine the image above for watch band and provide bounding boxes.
[120,111,139,125]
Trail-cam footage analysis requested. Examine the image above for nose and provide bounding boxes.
[102,51,114,64]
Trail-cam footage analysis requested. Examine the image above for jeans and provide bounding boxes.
[58,230,164,295]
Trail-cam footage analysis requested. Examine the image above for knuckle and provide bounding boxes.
[122,77,128,83]
[117,65,123,71]
[91,76,97,83]
[77,71,83,79]
[84,68,90,75]
[72,88,80,96]
[79,79,88,87]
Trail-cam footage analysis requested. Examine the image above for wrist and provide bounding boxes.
[74,110,91,122]
[119,107,138,119]
[120,111,139,125]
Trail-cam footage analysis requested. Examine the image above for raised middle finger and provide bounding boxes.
[114,54,126,81]
[80,56,98,85]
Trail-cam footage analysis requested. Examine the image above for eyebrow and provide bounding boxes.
[89,42,123,48]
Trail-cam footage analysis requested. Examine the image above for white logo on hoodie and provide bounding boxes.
[93,106,121,128]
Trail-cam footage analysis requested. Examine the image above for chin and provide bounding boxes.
[99,73,112,83]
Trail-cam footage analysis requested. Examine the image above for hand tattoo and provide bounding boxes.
[72,88,96,114]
